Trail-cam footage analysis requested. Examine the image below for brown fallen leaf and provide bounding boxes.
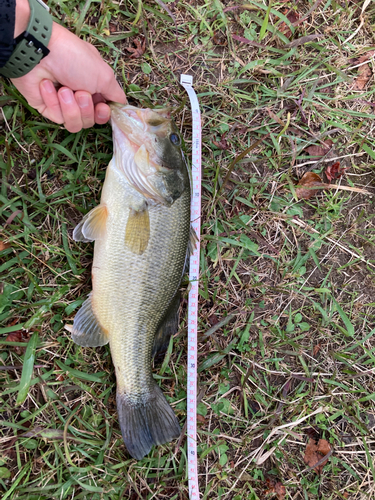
[353,63,372,90]
[108,22,118,33]
[296,172,324,200]
[303,438,331,474]
[296,171,371,200]
[0,241,11,251]
[313,343,321,357]
[351,50,375,65]
[265,476,286,500]
[325,161,348,182]
[126,37,146,58]
[305,139,333,158]
[213,31,227,46]
[212,132,230,150]
[208,314,219,326]
[279,8,300,38]
[5,331,30,355]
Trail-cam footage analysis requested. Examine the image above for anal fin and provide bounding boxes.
[71,294,109,347]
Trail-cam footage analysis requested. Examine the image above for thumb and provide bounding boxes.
[97,66,127,104]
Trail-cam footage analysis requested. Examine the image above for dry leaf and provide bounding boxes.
[295,171,371,199]
[352,50,375,64]
[0,241,11,251]
[303,438,331,474]
[313,343,321,356]
[108,22,118,33]
[353,63,372,90]
[296,172,324,200]
[5,331,29,355]
[126,38,146,58]
[325,161,348,182]
[208,314,219,326]
[305,139,333,157]
[279,9,300,38]
[197,414,206,424]
[213,31,227,46]
[213,132,230,150]
[265,477,286,500]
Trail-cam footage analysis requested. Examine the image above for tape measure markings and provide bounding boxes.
[180,74,201,500]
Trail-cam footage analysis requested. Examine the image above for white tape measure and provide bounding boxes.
[180,74,201,500]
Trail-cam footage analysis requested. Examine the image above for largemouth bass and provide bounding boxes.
[71,103,193,459]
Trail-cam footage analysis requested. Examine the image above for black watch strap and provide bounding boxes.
[0,0,53,79]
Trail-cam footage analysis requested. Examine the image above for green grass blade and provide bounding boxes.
[16,332,39,406]
[259,1,272,41]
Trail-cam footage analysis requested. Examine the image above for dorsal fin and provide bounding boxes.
[152,293,180,361]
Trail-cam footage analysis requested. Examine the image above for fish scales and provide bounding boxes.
[95,183,190,394]
[71,104,192,460]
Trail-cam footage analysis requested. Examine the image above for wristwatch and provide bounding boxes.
[0,0,53,79]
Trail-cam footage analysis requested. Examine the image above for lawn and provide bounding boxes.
[1,0,375,498]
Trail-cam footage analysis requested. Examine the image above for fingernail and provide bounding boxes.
[77,94,90,109]
[41,80,55,94]
[97,107,109,120]
[60,88,73,104]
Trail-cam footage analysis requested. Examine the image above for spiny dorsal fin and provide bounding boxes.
[188,226,199,257]
[73,205,108,242]
[183,226,199,276]
[125,207,150,255]
[71,294,109,347]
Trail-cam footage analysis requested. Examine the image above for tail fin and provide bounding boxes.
[117,383,180,460]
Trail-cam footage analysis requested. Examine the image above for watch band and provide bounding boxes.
[0,0,53,79]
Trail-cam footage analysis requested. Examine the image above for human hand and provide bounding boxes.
[11,3,126,132]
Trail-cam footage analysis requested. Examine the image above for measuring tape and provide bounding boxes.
[180,74,201,500]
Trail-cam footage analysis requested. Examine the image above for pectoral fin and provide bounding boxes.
[71,294,109,347]
[73,205,108,242]
[125,207,150,255]
[134,144,153,176]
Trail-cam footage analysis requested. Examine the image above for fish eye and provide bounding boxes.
[170,133,180,145]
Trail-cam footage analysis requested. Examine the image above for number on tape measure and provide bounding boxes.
[180,74,202,500]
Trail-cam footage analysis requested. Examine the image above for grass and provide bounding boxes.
[1,0,375,498]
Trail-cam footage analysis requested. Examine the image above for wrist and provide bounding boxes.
[0,0,53,79]
[15,0,31,37]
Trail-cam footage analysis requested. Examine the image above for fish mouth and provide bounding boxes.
[109,103,175,205]
[109,103,172,135]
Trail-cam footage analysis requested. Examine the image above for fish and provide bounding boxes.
[70,103,194,460]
